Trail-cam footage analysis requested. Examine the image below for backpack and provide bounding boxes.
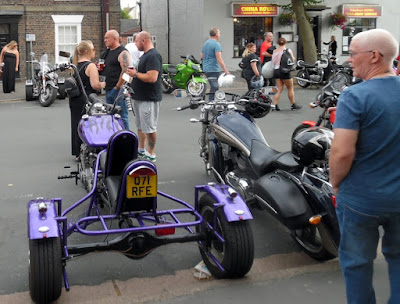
[279,49,296,73]
[65,62,90,98]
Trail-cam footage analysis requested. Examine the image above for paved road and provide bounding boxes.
[0,79,390,303]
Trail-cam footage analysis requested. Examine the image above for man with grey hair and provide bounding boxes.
[330,29,400,304]
[201,27,230,100]
[125,32,143,68]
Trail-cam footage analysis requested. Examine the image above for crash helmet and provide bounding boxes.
[250,75,264,89]
[244,89,272,118]
[218,73,235,88]
[291,127,334,167]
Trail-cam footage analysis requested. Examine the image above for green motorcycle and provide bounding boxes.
[162,55,207,96]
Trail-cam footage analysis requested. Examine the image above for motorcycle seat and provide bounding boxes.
[250,140,302,176]
[166,65,177,74]
[300,62,316,69]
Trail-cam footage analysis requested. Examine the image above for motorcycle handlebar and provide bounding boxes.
[176,104,194,111]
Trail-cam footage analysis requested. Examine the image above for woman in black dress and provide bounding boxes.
[0,40,19,93]
[241,42,261,91]
[70,40,106,161]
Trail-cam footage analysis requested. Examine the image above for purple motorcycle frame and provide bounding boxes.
[27,128,254,303]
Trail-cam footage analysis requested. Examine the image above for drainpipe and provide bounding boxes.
[167,0,170,63]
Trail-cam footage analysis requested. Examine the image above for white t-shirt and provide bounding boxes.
[125,43,143,67]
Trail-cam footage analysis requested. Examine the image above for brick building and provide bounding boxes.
[0,0,121,80]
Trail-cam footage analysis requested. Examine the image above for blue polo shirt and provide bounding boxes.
[202,39,223,73]
[334,76,400,212]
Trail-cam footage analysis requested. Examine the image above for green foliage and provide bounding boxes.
[121,9,131,20]
[279,12,296,27]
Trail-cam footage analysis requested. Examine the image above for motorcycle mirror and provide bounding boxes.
[59,51,71,58]
[173,89,188,98]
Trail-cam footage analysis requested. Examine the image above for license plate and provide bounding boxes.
[126,171,157,198]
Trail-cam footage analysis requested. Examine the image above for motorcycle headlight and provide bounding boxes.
[214,90,225,101]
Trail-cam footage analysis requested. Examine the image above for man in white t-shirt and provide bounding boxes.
[125,33,143,68]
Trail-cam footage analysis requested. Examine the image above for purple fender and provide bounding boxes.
[196,184,253,222]
[28,199,60,240]
[78,114,124,148]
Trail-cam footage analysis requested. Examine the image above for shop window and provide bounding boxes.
[342,18,376,54]
[233,17,272,57]
[52,15,83,63]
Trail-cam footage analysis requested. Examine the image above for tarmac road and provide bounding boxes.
[0,78,390,303]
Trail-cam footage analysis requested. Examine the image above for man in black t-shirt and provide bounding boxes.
[126,31,162,162]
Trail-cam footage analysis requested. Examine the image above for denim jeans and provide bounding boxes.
[205,72,221,101]
[336,203,400,304]
[106,88,129,130]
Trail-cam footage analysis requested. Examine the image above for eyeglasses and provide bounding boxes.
[349,50,384,58]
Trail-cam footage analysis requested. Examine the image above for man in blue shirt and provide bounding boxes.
[330,29,400,304]
[201,27,230,100]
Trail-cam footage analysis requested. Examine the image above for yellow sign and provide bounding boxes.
[343,5,382,18]
[232,3,278,17]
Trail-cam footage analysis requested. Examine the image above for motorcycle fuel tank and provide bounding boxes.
[78,114,124,148]
[212,111,267,156]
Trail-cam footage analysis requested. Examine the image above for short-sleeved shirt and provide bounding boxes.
[131,48,162,102]
[242,53,260,81]
[201,39,223,73]
[334,77,400,212]
[259,41,272,64]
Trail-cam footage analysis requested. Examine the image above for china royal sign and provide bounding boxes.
[342,4,382,18]
[232,3,279,17]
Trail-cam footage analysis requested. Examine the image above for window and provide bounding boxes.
[233,17,272,57]
[52,15,83,62]
[342,18,376,54]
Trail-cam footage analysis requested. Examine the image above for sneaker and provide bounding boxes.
[144,151,156,162]
[274,104,281,111]
[291,103,302,110]
[138,150,147,158]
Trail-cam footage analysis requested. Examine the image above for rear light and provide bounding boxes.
[309,215,322,225]
[331,195,337,208]
[155,225,175,236]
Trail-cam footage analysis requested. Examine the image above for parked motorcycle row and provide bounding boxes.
[25,44,364,303]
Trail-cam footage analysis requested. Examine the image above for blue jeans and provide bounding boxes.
[106,88,129,130]
[336,203,400,304]
[205,72,221,101]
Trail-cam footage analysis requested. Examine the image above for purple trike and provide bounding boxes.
[27,63,254,303]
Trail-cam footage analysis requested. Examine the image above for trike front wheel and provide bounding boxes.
[29,237,63,303]
[197,194,254,278]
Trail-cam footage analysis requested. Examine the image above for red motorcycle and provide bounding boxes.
[291,73,348,140]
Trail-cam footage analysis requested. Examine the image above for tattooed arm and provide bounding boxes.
[115,50,131,89]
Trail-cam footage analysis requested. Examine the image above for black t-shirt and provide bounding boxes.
[131,48,162,102]
[242,53,260,81]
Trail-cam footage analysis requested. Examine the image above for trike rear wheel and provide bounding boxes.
[197,194,254,278]
[29,237,63,303]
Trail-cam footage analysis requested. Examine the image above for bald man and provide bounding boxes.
[102,30,131,129]
[330,29,400,304]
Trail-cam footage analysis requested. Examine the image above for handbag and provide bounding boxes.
[261,60,274,79]
[65,62,90,98]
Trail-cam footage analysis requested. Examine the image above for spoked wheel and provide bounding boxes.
[207,137,224,182]
[196,194,254,278]
[296,71,311,88]
[291,124,312,141]
[328,72,351,88]
[291,223,336,261]
[39,84,57,107]
[187,80,206,96]
[161,75,173,94]
[29,237,63,303]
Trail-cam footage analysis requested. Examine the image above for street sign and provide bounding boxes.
[26,34,36,42]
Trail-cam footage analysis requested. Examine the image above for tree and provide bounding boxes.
[121,8,131,19]
[272,0,322,63]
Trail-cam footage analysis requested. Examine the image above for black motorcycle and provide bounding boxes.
[295,53,351,88]
[25,52,66,106]
[175,88,339,261]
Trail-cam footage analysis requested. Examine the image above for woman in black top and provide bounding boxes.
[70,40,106,161]
[241,43,261,90]
[323,35,337,56]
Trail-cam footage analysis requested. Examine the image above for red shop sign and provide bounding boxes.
[232,3,279,17]
[342,4,382,18]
